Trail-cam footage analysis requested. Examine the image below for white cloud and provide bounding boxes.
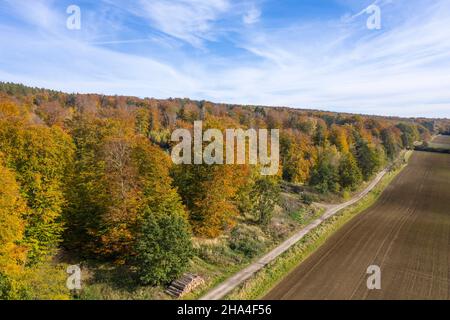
[197,0,450,117]
[0,1,198,98]
[0,0,449,118]
[3,0,61,32]
[243,7,261,25]
[0,32,198,98]
[130,0,231,47]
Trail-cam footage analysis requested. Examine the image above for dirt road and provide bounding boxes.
[265,140,450,300]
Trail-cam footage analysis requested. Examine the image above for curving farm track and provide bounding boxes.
[265,136,450,300]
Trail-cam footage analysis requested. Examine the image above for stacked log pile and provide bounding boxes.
[165,273,205,298]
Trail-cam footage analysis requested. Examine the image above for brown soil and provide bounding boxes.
[265,140,450,300]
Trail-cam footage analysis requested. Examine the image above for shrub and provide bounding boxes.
[195,240,244,266]
[229,225,271,259]
[0,259,71,300]
[301,193,316,205]
[17,260,71,300]
[0,273,29,300]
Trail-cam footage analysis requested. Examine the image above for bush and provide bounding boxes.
[0,259,70,300]
[17,260,71,300]
[229,225,271,259]
[195,240,244,266]
[0,273,14,299]
[301,193,316,205]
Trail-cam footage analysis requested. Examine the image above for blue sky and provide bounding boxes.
[0,0,449,118]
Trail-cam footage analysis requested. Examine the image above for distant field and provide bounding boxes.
[433,135,450,144]
[428,135,450,149]
[415,135,450,153]
[265,138,450,300]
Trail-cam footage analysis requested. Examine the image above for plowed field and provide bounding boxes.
[265,136,450,300]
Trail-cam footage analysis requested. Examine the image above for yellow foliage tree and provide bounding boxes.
[330,125,350,153]
[0,159,27,276]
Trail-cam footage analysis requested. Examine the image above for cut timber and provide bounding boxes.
[166,273,205,298]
